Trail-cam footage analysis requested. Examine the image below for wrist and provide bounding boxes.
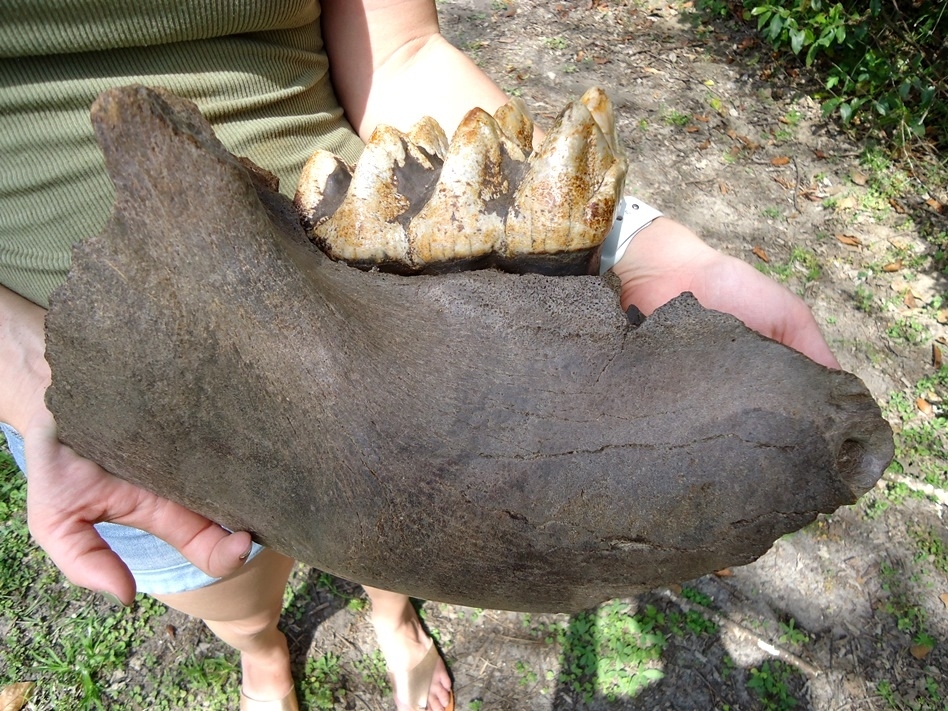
[0,286,52,433]
[610,217,720,314]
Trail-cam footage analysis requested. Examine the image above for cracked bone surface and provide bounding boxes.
[46,86,893,612]
[294,88,626,275]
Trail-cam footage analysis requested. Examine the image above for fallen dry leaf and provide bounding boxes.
[694,114,709,122]
[813,149,828,159]
[926,198,944,213]
[686,125,700,133]
[851,169,868,186]
[771,155,791,166]
[933,344,943,369]
[904,291,918,309]
[698,138,711,150]
[715,568,734,577]
[917,398,933,415]
[836,234,862,247]
[738,135,759,149]
[910,643,933,660]
[0,683,34,711]
[940,592,948,609]
[593,56,610,64]
[882,261,903,272]
[937,310,948,325]
[719,181,729,194]
[889,198,907,213]
[773,176,795,190]
[752,246,770,262]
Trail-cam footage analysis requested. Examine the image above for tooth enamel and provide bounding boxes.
[505,99,623,255]
[579,87,620,157]
[295,89,626,274]
[492,96,535,158]
[408,108,510,265]
[406,115,449,162]
[296,151,353,232]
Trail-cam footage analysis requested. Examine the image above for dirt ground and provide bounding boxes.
[83,1,948,709]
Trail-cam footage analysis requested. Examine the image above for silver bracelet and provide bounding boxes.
[598,196,664,274]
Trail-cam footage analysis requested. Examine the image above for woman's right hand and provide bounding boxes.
[23,410,254,605]
[2,285,252,606]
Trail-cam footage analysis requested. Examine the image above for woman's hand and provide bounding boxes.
[612,218,840,370]
[23,411,253,606]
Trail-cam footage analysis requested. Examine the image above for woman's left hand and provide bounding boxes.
[612,217,840,370]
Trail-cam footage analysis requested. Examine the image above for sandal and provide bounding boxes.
[239,687,299,711]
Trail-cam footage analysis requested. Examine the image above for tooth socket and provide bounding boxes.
[294,89,626,275]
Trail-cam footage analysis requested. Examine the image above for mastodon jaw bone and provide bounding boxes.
[294,87,627,276]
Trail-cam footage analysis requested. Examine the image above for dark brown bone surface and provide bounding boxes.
[45,87,893,612]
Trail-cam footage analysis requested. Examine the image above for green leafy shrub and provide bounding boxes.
[743,0,946,150]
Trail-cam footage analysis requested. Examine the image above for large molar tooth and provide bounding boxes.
[408,108,524,266]
[295,89,628,275]
[493,97,535,157]
[294,151,353,232]
[505,99,623,258]
[315,125,441,265]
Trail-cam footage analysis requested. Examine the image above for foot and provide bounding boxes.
[371,605,453,711]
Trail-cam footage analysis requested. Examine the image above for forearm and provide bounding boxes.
[361,34,509,139]
[0,285,51,434]
[322,0,510,141]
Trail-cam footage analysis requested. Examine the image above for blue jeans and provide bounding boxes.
[0,423,263,595]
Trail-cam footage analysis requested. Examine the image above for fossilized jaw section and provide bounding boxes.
[294,87,627,275]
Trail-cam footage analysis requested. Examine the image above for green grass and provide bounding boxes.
[756,246,822,288]
[747,660,798,711]
[539,600,668,703]
[885,368,948,490]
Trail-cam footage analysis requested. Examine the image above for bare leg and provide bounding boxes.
[364,586,453,711]
[155,549,296,702]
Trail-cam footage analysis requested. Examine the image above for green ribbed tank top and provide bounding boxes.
[0,0,365,307]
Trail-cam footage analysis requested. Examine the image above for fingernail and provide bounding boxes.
[239,545,253,561]
[99,591,130,608]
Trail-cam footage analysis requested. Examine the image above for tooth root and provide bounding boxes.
[505,97,621,256]
[408,108,515,266]
[580,87,621,158]
[315,125,414,264]
[294,151,353,232]
[493,97,535,157]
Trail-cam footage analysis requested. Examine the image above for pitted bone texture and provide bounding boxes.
[294,88,627,276]
[46,86,893,612]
